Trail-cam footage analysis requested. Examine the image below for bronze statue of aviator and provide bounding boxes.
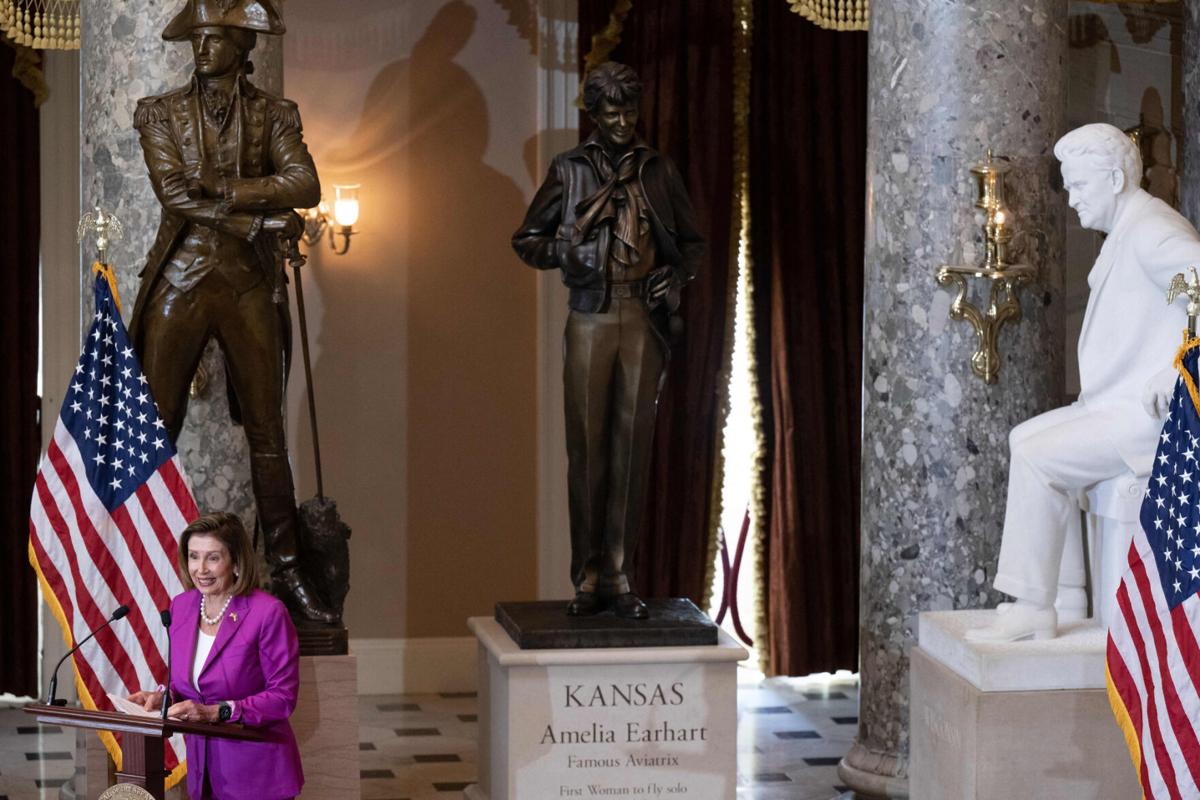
[129,0,339,626]
[513,62,705,619]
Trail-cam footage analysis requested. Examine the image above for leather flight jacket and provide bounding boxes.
[512,133,705,317]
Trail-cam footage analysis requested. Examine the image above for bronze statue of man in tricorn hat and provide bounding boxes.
[129,0,338,624]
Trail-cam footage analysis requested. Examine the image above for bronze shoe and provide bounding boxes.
[275,566,339,625]
[613,592,648,620]
[566,591,604,616]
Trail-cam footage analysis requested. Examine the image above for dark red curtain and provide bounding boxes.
[750,4,867,676]
[578,4,735,602]
[0,40,42,696]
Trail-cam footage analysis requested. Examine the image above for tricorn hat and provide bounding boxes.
[162,0,285,41]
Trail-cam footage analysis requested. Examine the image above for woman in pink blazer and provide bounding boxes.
[130,512,304,799]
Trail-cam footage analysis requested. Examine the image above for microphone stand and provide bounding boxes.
[160,609,172,721]
[46,605,129,707]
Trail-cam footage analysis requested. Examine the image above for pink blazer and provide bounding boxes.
[169,588,303,799]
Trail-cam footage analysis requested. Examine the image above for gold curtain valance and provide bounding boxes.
[787,0,868,31]
[0,0,79,50]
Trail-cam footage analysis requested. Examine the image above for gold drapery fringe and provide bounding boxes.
[7,37,47,106]
[0,0,79,49]
[787,0,869,32]
[576,0,633,107]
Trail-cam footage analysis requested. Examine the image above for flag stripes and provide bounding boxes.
[28,273,195,785]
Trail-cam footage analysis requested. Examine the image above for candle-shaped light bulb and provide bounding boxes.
[333,184,360,228]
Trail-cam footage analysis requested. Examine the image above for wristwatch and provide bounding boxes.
[217,702,232,723]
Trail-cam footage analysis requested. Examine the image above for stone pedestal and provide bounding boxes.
[909,611,1140,799]
[465,617,747,800]
[851,1,1069,794]
[291,655,361,799]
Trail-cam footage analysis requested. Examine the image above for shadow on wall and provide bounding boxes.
[297,0,538,637]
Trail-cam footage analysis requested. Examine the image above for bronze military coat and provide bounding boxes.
[128,75,320,351]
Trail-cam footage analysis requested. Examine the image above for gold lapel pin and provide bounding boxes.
[230,612,238,622]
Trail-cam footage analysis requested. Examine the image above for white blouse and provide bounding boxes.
[192,630,215,692]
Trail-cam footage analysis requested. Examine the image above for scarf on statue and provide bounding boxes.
[574,141,648,272]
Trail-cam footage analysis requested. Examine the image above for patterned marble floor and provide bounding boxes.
[0,671,859,799]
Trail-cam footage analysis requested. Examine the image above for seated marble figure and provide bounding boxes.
[968,123,1200,643]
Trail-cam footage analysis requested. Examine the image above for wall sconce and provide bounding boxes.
[301,183,360,255]
[935,150,1035,385]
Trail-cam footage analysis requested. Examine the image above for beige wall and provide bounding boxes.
[282,0,542,638]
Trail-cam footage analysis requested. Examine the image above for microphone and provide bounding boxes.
[160,609,172,721]
[46,604,130,707]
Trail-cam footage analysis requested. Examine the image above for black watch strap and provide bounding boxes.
[218,701,232,722]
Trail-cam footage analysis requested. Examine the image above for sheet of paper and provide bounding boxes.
[107,693,163,719]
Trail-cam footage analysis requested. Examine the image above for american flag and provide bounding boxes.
[28,271,195,787]
[1108,338,1200,798]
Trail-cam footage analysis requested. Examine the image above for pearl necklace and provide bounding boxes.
[201,593,233,626]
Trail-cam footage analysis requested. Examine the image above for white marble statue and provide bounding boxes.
[967,122,1200,642]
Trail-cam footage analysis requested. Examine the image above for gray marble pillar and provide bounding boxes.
[1180,2,1200,225]
[82,2,283,531]
[842,1,1069,796]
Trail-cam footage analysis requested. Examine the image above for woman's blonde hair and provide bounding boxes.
[177,512,259,596]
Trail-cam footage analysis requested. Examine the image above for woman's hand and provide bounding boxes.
[167,699,218,723]
[127,690,163,712]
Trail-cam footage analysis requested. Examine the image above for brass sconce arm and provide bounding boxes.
[936,264,1034,384]
[935,150,1036,384]
[300,206,356,255]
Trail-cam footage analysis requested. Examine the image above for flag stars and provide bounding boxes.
[1182,471,1193,485]
[109,477,121,490]
[93,452,105,466]
[70,401,82,414]
[152,437,164,450]
[136,392,149,405]
[1157,475,1169,488]
[1174,580,1183,594]
[1163,431,1173,445]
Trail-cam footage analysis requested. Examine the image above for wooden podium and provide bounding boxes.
[24,704,264,800]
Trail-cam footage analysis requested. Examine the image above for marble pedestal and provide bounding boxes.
[465,617,747,800]
[292,655,361,799]
[910,611,1139,799]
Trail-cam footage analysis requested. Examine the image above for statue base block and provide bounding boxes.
[495,598,718,649]
[296,621,349,656]
[910,610,1140,799]
[465,616,746,800]
[291,655,361,799]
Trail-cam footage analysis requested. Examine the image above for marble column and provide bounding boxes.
[842,1,1068,796]
[82,3,284,533]
[1180,2,1200,226]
